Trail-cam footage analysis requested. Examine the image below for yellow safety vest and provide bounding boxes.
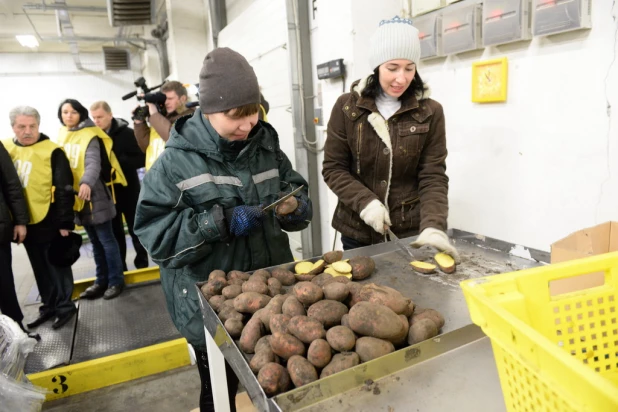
[1,138,57,224]
[145,127,165,171]
[57,126,127,212]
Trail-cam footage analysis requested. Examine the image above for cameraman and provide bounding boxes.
[133,81,195,170]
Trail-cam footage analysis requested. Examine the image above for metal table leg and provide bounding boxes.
[205,326,231,412]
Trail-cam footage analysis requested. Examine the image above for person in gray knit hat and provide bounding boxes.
[323,16,459,261]
[135,46,312,412]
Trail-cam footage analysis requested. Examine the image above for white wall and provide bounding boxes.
[309,0,353,252]
[0,53,141,140]
[226,0,256,23]
[419,1,618,251]
[166,0,211,83]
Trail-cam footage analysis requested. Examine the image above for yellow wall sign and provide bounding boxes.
[472,57,508,103]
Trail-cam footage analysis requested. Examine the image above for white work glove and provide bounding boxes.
[410,228,460,263]
[359,199,391,235]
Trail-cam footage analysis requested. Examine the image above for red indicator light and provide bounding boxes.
[490,9,503,19]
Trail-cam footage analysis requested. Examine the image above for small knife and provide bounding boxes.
[262,185,305,212]
[385,227,417,260]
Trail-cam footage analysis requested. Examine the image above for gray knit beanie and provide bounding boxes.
[199,47,260,114]
[369,16,421,70]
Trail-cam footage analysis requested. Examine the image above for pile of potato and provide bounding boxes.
[200,253,444,396]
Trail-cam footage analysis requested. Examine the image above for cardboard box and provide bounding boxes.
[551,221,618,263]
[548,222,618,295]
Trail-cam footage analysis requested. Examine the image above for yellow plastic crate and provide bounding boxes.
[461,252,618,412]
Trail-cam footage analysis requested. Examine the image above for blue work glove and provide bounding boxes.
[276,197,309,225]
[224,205,265,237]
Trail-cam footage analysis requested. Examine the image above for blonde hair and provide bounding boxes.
[90,101,112,113]
[161,81,188,98]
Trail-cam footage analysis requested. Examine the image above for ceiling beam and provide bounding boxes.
[22,2,107,13]
[41,36,158,45]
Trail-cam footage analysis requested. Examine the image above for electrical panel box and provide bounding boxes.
[412,0,446,17]
[317,59,345,80]
[441,3,482,55]
[532,0,591,37]
[416,13,443,60]
[483,0,531,47]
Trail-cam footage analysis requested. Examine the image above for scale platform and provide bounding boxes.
[25,282,180,374]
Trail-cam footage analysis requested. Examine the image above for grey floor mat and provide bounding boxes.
[71,284,180,363]
[24,303,79,374]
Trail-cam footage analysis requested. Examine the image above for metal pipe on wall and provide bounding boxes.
[39,36,157,44]
[285,0,322,258]
[207,0,227,47]
[22,1,166,78]
[155,39,170,79]
[54,0,82,70]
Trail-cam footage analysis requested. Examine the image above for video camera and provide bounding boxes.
[122,77,168,121]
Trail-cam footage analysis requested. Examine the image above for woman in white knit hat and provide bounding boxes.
[322,16,459,261]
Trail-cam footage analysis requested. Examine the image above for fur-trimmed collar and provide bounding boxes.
[350,74,430,211]
[348,74,431,210]
[353,74,431,100]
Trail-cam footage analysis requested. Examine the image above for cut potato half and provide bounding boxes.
[295,261,314,275]
[324,267,352,278]
[410,261,437,274]
[309,259,326,275]
[434,253,456,274]
[331,261,352,274]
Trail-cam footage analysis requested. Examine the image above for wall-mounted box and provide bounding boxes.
[412,0,446,17]
[441,4,482,55]
[416,13,443,60]
[532,0,591,36]
[483,0,531,46]
[317,59,345,80]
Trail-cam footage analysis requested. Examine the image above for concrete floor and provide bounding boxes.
[9,237,207,412]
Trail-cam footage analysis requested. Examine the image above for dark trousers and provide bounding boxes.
[24,241,76,317]
[111,184,148,271]
[341,235,370,251]
[0,242,23,323]
[193,346,239,412]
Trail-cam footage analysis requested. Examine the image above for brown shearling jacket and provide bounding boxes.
[322,76,449,245]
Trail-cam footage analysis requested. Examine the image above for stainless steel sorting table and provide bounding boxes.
[197,231,544,412]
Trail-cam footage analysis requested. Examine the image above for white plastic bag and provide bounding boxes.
[0,315,46,412]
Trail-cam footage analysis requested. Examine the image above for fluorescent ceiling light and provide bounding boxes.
[16,35,39,48]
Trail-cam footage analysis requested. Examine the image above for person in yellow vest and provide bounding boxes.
[3,106,77,330]
[56,99,127,300]
[133,81,195,170]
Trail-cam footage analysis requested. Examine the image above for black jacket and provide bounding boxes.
[107,118,144,192]
[17,134,75,244]
[0,142,28,244]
